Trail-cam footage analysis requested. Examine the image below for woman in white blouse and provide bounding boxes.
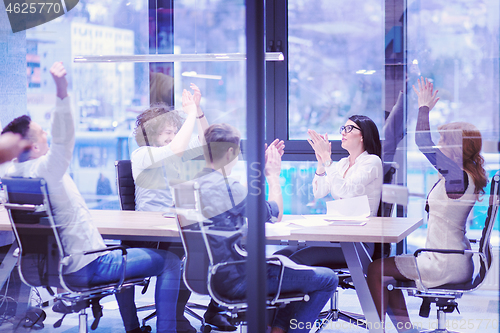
[275,115,383,266]
[309,115,383,216]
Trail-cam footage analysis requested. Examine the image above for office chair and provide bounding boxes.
[115,160,158,329]
[388,170,500,333]
[314,162,401,332]
[115,160,211,330]
[2,177,146,333]
[170,180,310,333]
[115,160,135,211]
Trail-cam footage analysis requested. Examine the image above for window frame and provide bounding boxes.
[266,0,410,163]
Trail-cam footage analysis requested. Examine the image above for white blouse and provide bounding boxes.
[312,151,383,216]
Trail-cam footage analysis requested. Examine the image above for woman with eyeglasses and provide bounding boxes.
[274,115,383,265]
[308,115,383,216]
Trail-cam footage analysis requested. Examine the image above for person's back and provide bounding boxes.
[195,123,338,333]
[195,166,264,295]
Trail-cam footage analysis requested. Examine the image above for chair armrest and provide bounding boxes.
[84,245,128,256]
[411,248,479,292]
[61,245,130,292]
[3,203,45,212]
[414,248,471,257]
[210,257,288,305]
[265,256,287,305]
[211,259,247,271]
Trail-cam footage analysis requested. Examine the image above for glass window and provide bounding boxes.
[405,0,500,246]
[287,0,384,140]
[20,0,248,206]
[24,0,150,203]
[172,0,247,138]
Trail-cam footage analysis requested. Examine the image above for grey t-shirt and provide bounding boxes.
[194,168,279,297]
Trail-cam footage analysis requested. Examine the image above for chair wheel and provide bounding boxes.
[140,325,152,333]
[202,324,212,333]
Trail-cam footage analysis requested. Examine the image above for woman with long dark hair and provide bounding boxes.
[275,115,383,266]
[309,114,383,216]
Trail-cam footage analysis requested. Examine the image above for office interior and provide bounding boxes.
[0,0,499,332]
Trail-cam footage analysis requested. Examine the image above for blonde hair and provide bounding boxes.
[438,122,487,195]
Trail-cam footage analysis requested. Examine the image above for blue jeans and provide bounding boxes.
[64,248,180,333]
[225,257,338,333]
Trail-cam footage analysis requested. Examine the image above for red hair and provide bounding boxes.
[438,122,487,195]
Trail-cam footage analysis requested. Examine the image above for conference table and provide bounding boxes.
[0,209,422,333]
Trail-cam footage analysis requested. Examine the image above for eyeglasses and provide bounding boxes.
[339,125,362,134]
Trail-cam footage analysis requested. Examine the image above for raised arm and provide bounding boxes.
[37,62,75,178]
[413,77,467,196]
[191,83,209,145]
[169,89,197,156]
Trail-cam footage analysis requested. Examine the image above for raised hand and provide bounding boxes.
[412,77,439,110]
[181,89,197,116]
[190,83,202,107]
[50,62,68,99]
[307,129,331,163]
[265,145,281,177]
[265,138,285,157]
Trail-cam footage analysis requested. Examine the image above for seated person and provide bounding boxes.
[194,123,338,333]
[2,62,180,333]
[367,78,488,332]
[276,115,383,265]
[131,85,234,332]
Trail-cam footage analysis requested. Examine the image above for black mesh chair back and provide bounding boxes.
[471,170,499,289]
[378,161,398,217]
[2,177,62,289]
[171,180,211,296]
[115,160,135,211]
[372,162,399,260]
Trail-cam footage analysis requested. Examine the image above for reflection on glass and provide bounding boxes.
[173,1,247,139]
[21,0,248,211]
[288,0,384,140]
[25,0,149,205]
[405,0,500,242]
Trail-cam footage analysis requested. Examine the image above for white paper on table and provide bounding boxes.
[324,195,370,221]
[289,216,331,227]
[288,196,370,227]
[265,221,296,237]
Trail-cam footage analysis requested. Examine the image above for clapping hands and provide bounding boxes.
[265,138,285,157]
[307,129,331,164]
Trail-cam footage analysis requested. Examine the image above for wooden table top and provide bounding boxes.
[0,209,422,243]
